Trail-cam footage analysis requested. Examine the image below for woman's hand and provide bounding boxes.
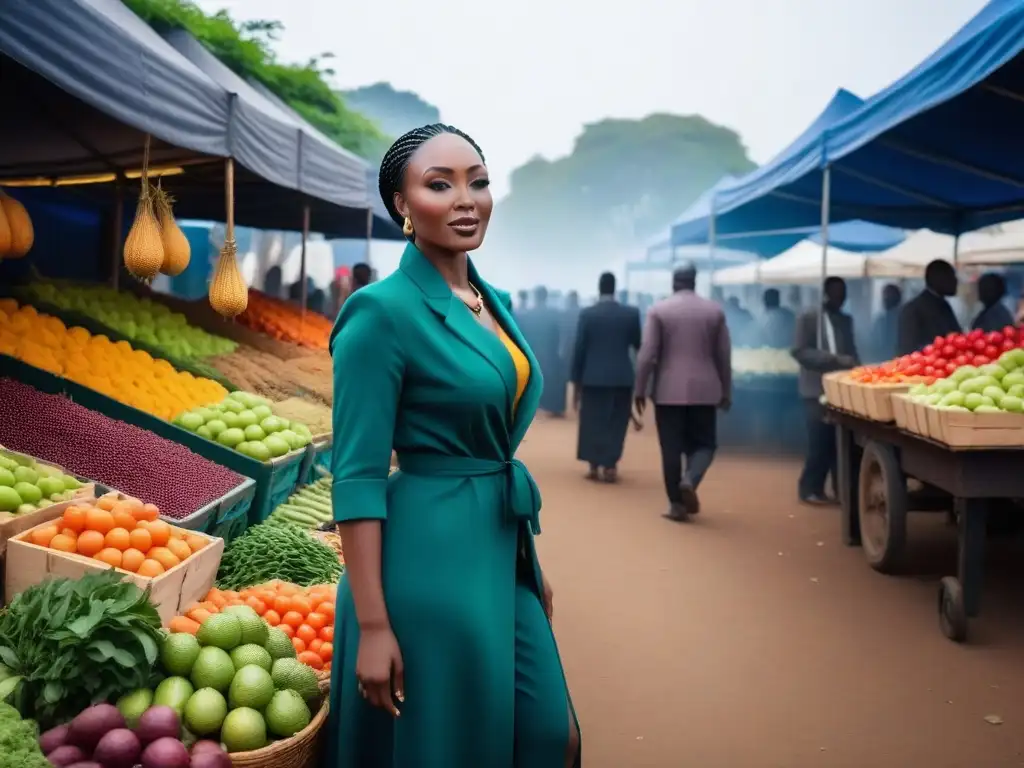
[356,625,405,716]
[542,573,554,622]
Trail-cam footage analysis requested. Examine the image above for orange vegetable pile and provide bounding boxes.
[236,290,331,350]
[170,581,335,673]
[28,494,208,576]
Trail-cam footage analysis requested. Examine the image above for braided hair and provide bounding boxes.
[378,124,486,232]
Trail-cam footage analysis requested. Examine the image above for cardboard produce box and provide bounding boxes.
[5,510,224,625]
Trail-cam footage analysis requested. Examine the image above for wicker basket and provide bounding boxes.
[229,679,330,768]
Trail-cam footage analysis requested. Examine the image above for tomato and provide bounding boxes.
[968,328,984,340]
[954,354,969,367]
[974,355,990,366]
[945,362,958,375]
[985,345,1000,359]
[922,344,936,356]
[923,365,936,376]
[947,331,961,341]
[985,331,1004,345]
[972,338,987,353]
[1002,325,1017,340]
[942,344,957,358]
[952,337,968,351]
[1002,338,1016,352]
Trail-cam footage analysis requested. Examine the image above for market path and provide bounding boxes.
[520,415,1024,768]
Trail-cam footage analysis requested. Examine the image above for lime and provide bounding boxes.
[197,613,242,650]
[190,647,235,693]
[161,632,201,676]
[220,707,267,753]
[228,665,275,710]
[153,676,195,715]
[271,658,320,701]
[264,689,312,738]
[264,628,297,660]
[184,687,228,736]
[230,644,272,672]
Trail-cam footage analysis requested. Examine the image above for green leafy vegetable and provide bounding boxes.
[217,522,343,590]
[0,701,53,768]
[0,570,163,728]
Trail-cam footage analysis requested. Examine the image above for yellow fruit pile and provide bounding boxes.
[0,299,228,420]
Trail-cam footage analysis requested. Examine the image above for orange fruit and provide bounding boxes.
[278,624,295,639]
[50,534,77,553]
[319,642,333,662]
[147,520,171,547]
[297,651,323,670]
[76,530,105,557]
[169,526,184,539]
[105,527,131,551]
[140,503,160,522]
[319,625,334,642]
[318,602,335,620]
[185,534,208,554]
[30,525,59,548]
[244,597,266,615]
[62,506,87,534]
[137,559,165,578]
[290,596,312,617]
[308,638,323,654]
[60,528,79,541]
[111,509,137,531]
[263,610,281,626]
[128,527,153,553]
[277,583,299,597]
[148,547,180,571]
[291,637,306,654]
[296,624,317,645]
[281,611,304,629]
[94,548,123,568]
[95,496,117,511]
[84,508,114,534]
[305,612,328,632]
[166,538,192,562]
[272,596,292,615]
[121,548,145,572]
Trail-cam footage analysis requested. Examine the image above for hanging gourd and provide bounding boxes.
[155,183,190,276]
[122,136,164,281]
[0,191,12,258]
[0,189,33,258]
[208,158,248,317]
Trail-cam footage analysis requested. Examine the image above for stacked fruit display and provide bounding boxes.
[147,607,322,752]
[853,326,1023,384]
[732,347,800,376]
[0,449,83,514]
[26,494,209,577]
[23,280,237,360]
[0,378,247,519]
[170,583,335,673]
[0,300,228,420]
[236,290,331,349]
[173,391,313,460]
[907,348,1024,413]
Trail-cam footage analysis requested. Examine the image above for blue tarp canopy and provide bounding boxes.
[669,89,905,254]
[0,0,377,238]
[247,77,403,241]
[700,0,1024,236]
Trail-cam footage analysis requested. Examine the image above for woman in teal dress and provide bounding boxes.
[326,124,581,767]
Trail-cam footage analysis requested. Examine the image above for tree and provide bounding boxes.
[339,83,441,140]
[121,0,389,160]
[488,113,756,266]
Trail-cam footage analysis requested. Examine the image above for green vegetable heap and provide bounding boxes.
[0,570,163,728]
[217,518,343,591]
[264,476,333,530]
[0,701,50,768]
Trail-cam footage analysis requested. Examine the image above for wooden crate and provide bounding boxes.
[923,406,1024,448]
[822,372,844,408]
[891,393,910,429]
[5,513,223,625]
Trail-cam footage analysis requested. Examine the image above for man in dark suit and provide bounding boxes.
[634,263,732,521]
[520,286,567,416]
[571,273,642,483]
[792,276,859,505]
[898,259,961,355]
[868,283,902,362]
[972,272,1014,332]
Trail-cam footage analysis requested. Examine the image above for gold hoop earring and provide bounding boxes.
[402,217,414,237]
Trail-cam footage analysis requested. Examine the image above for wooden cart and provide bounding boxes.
[828,404,1024,643]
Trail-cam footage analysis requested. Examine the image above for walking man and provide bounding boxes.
[634,263,732,521]
[571,273,642,482]
[792,276,859,505]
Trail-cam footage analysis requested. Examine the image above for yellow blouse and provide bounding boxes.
[496,323,530,412]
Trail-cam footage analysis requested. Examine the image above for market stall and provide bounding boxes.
[821,325,1024,642]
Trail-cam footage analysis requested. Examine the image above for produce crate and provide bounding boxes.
[847,381,915,422]
[891,393,912,431]
[156,476,256,543]
[5,507,224,626]
[917,404,1024,448]
[306,435,333,480]
[12,293,239,392]
[822,371,845,408]
[0,354,310,529]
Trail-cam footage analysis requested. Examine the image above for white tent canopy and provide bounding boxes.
[714,240,868,285]
[958,219,1024,264]
[865,229,957,277]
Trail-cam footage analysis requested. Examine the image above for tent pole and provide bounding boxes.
[299,202,310,333]
[111,174,125,290]
[818,165,832,348]
[952,233,960,267]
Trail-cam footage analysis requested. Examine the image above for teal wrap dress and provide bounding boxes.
[326,243,581,767]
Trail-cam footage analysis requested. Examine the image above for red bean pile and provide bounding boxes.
[0,378,245,519]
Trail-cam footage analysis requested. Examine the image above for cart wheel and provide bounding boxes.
[857,440,907,573]
[938,576,968,642]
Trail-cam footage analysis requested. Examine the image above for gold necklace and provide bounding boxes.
[463,283,483,315]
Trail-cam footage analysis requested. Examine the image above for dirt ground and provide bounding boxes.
[520,415,1024,768]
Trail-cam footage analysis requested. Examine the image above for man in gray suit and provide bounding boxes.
[792,276,859,505]
[634,263,732,521]
[571,273,642,483]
